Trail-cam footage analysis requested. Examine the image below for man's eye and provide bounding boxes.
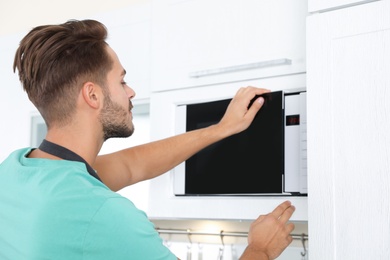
[121,81,127,86]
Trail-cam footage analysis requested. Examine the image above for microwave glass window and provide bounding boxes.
[185,91,284,195]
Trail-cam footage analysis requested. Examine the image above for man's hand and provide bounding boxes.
[216,86,270,137]
[240,201,296,260]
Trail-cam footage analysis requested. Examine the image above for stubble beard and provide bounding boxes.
[99,95,134,141]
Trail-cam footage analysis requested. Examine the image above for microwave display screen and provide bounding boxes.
[185,91,284,195]
[286,115,300,126]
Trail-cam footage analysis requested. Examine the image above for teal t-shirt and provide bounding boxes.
[0,148,177,260]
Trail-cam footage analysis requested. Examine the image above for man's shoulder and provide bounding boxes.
[0,147,32,164]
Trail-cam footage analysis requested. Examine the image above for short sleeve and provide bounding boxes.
[82,197,177,260]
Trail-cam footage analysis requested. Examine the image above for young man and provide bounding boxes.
[0,19,295,259]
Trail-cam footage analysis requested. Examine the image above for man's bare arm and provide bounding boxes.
[94,86,269,191]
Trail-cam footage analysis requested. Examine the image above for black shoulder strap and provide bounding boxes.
[39,139,102,182]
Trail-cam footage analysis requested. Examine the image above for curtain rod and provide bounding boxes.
[156,228,308,241]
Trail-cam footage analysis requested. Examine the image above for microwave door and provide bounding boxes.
[182,91,285,196]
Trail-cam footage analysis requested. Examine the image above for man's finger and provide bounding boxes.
[270,200,292,219]
[279,205,295,223]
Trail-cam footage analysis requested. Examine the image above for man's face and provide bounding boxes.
[99,46,135,141]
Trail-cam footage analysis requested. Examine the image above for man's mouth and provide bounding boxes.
[129,101,133,112]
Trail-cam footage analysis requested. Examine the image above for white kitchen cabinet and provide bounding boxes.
[92,3,152,102]
[148,73,308,221]
[308,0,379,13]
[307,1,390,259]
[150,0,307,92]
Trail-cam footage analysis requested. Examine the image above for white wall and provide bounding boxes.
[0,32,36,161]
[0,0,149,36]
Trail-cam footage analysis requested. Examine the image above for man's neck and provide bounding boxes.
[33,128,103,168]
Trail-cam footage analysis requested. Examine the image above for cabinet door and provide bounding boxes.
[308,0,378,13]
[150,0,307,92]
[307,1,390,259]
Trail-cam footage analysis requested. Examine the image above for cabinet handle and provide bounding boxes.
[188,58,292,78]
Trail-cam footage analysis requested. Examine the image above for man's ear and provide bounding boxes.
[81,82,101,109]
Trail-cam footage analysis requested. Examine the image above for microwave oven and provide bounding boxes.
[173,89,307,196]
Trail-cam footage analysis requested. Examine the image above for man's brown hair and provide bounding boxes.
[13,19,113,127]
